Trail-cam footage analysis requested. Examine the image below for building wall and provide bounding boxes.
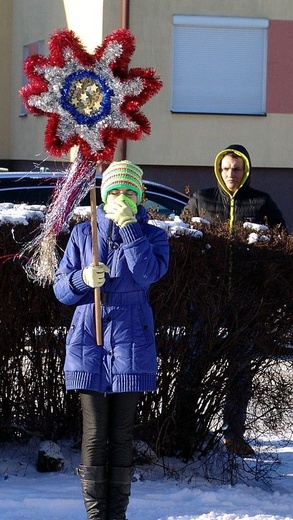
[267,20,293,113]
[119,0,293,171]
[1,0,292,230]
[0,0,13,159]
[10,0,67,164]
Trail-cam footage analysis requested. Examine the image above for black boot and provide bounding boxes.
[78,465,107,520]
[107,466,132,520]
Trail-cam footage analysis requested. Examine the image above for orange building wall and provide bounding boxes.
[267,20,293,113]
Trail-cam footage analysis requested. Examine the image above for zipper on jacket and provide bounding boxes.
[106,220,119,250]
[229,197,235,230]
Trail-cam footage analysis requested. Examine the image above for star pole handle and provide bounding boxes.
[90,181,103,346]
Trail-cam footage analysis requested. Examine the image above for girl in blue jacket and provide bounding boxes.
[53,160,169,520]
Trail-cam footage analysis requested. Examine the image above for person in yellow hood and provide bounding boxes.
[186,144,286,230]
[184,144,286,457]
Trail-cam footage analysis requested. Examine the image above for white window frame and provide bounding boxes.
[171,15,269,115]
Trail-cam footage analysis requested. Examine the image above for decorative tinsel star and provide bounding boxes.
[18,28,162,289]
[20,28,163,163]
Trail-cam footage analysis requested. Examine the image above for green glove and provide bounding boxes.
[104,194,137,227]
[82,263,110,288]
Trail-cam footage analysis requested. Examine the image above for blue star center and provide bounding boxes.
[61,71,114,126]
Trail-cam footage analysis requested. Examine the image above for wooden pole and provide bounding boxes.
[90,182,103,346]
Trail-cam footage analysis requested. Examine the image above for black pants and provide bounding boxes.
[222,357,254,439]
[80,391,140,468]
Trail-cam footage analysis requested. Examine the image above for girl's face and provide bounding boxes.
[107,188,138,203]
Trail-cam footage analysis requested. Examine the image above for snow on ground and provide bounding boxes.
[0,434,293,520]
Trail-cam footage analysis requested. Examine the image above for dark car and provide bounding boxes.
[0,172,188,217]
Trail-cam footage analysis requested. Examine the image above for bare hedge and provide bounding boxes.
[0,217,292,460]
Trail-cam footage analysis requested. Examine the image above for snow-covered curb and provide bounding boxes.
[0,203,273,243]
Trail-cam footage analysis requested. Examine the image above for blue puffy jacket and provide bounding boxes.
[53,204,169,393]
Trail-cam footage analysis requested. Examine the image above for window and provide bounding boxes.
[20,40,45,116]
[171,15,269,115]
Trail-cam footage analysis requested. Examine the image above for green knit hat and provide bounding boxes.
[101,160,143,203]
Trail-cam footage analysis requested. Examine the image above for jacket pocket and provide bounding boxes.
[136,304,155,345]
[66,306,95,347]
[66,308,84,346]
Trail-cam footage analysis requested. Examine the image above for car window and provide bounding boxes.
[0,173,188,217]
